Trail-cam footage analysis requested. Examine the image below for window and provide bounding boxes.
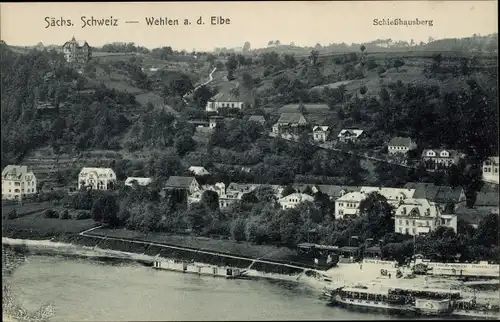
[412,228,416,234]
[399,228,403,233]
[405,228,409,234]
[399,219,402,224]
[412,220,415,226]
[405,220,409,225]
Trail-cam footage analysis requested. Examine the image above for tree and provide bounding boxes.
[231,217,247,241]
[201,190,219,212]
[309,50,319,66]
[281,185,296,197]
[101,64,112,79]
[91,194,119,227]
[174,133,196,157]
[243,41,251,52]
[474,213,499,247]
[268,40,274,46]
[193,85,214,109]
[360,44,366,59]
[393,58,405,72]
[186,203,207,234]
[241,72,254,90]
[274,40,281,46]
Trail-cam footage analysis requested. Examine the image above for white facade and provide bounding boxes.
[421,149,461,169]
[62,36,91,63]
[312,126,330,142]
[279,193,314,210]
[78,167,117,191]
[394,198,457,236]
[124,177,152,187]
[1,165,37,200]
[482,156,499,184]
[335,191,368,219]
[205,92,245,113]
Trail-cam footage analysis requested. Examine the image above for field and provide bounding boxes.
[2,201,53,218]
[2,212,97,239]
[90,228,297,262]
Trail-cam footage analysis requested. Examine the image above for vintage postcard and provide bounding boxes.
[1,1,498,321]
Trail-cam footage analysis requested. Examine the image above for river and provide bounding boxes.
[5,254,401,321]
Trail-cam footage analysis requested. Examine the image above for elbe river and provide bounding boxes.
[6,255,403,321]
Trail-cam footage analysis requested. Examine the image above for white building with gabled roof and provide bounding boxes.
[2,165,37,200]
[312,126,330,142]
[279,193,314,210]
[337,129,364,143]
[78,167,117,191]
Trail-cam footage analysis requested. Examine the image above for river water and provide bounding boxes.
[5,255,402,321]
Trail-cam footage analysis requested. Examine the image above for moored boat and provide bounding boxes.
[152,259,249,279]
[451,298,500,319]
[326,285,461,317]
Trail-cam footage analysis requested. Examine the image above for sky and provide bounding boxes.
[1,1,498,51]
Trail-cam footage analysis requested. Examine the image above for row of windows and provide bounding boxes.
[218,103,240,108]
[399,219,430,226]
[338,202,357,208]
[399,227,416,234]
[5,181,35,186]
[3,188,35,193]
[483,167,499,173]
[390,146,409,150]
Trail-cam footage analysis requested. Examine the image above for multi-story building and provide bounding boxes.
[403,182,466,211]
[278,193,314,210]
[165,176,200,195]
[78,167,117,191]
[359,187,416,207]
[272,113,308,137]
[62,36,91,63]
[334,191,368,219]
[482,156,499,184]
[394,198,457,236]
[387,137,417,156]
[421,149,462,170]
[1,165,37,200]
[205,92,245,113]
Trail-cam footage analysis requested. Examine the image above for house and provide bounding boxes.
[272,113,308,136]
[359,187,416,207]
[277,103,330,114]
[337,129,364,143]
[312,126,330,143]
[279,193,314,210]
[205,92,245,112]
[188,166,210,176]
[164,176,199,195]
[78,167,116,191]
[474,192,499,214]
[421,149,462,170]
[62,36,91,63]
[248,115,266,126]
[482,156,499,184]
[334,191,368,219]
[403,182,466,211]
[394,198,457,236]
[1,165,37,200]
[124,177,152,187]
[387,137,417,156]
[209,116,224,129]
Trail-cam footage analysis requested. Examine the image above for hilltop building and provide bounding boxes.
[62,36,91,63]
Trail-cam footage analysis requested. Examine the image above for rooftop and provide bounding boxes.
[276,112,307,124]
[388,136,415,147]
[2,165,32,180]
[165,176,196,189]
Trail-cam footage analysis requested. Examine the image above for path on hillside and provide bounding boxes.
[269,133,416,169]
[79,225,315,271]
[182,67,217,104]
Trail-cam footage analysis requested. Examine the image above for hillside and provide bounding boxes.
[1,38,498,194]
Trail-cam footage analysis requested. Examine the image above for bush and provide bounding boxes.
[43,209,59,218]
[5,209,17,220]
[59,209,71,220]
[75,211,91,220]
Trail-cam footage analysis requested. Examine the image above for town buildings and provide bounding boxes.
[124,177,152,187]
[205,92,245,113]
[279,192,314,210]
[78,167,117,191]
[272,113,308,137]
[337,129,364,143]
[421,149,462,170]
[403,182,466,211]
[209,116,224,129]
[387,137,417,156]
[394,198,457,236]
[482,156,499,184]
[312,126,330,143]
[359,187,416,207]
[62,36,91,63]
[1,165,37,200]
[474,192,499,214]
